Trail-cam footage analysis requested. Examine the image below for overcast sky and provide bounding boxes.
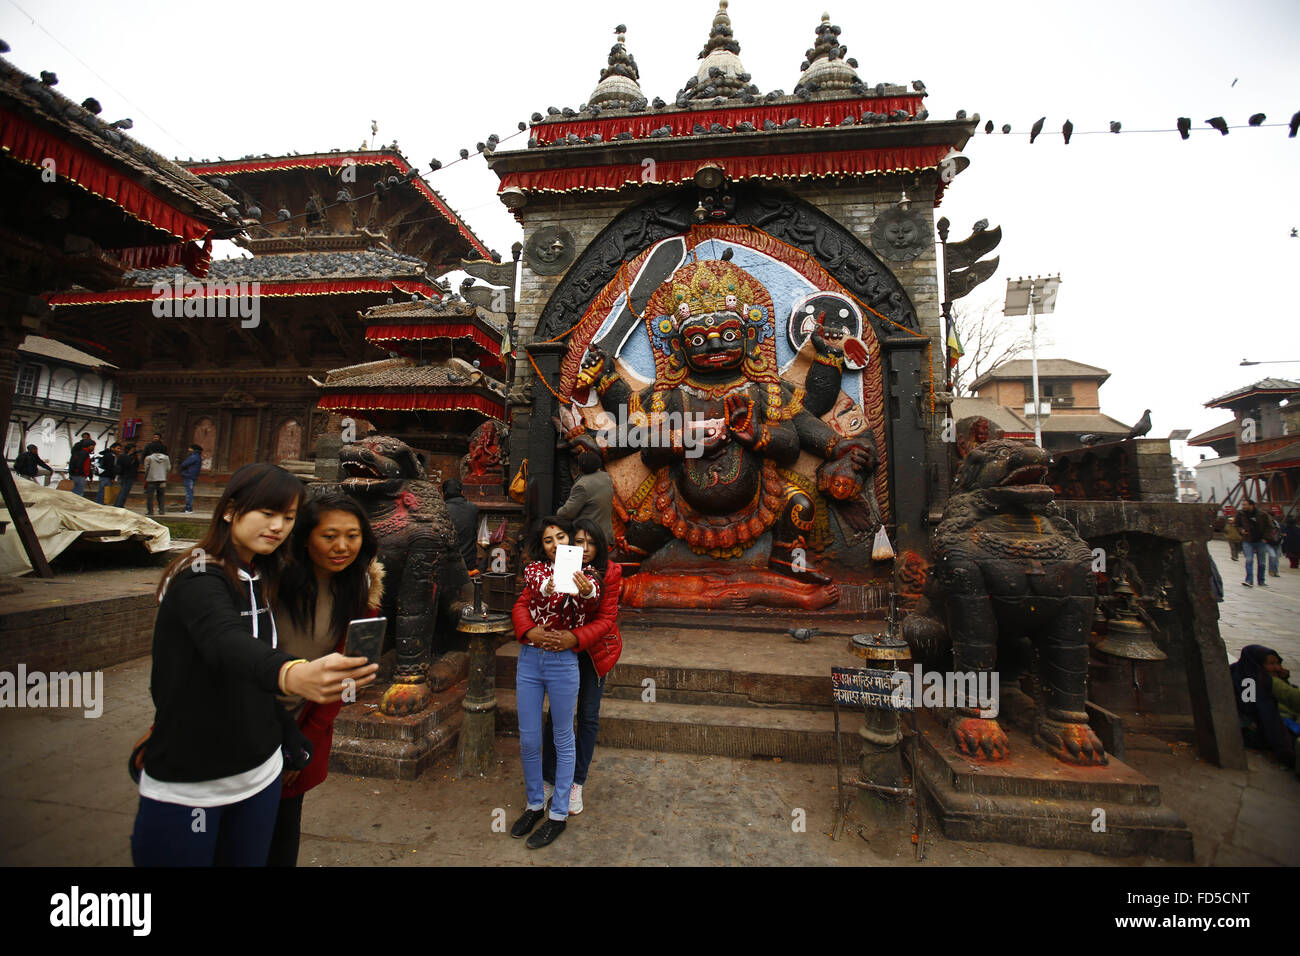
[4,0,1297,464]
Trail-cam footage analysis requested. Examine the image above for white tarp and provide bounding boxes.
[1,479,171,576]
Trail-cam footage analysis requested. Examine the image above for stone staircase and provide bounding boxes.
[494,622,877,764]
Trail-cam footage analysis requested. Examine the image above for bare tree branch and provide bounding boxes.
[949,296,1034,396]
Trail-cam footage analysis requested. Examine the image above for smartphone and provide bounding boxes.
[552,544,584,594]
[343,617,387,666]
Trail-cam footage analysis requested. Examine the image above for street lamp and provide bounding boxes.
[1239,359,1300,366]
[1004,275,1062,448]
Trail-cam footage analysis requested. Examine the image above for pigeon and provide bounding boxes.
[736,121,756,132]
[720,247,734,261]
[615,23,626,33]
[108,118,133,130]
[784,117,802,129]
[912,80,926,94]
[475,141,486,152]
[956,109,967,120]
[1001,123,1011,134]
[459,148,469,159]
[277,208,291,221]
[985,120,994,134]
[615,130,635,140]
[527,137,539,147]
[1126,409,1153,440]
[487,133,500,146]
[1029,116,1046,143]
[1062,119,1074,144]
[428,158,442,171]
[915,109,929,121]
[1206,116,1229,135]
[1248,113,1266,126]
[709,123,725,133]
[561,107,577,117]
[1291,111,1300,138]
[839,116,856,126]
[517,121,527,131]
[763,119,778,131]
[972,218,989,232]
[788,627,819,643]
[799,60,810,72]
[1177,116,1192,140]
[1079,434,1106,446]
[847,58,859,68]
[693,123,707,134]
[875,82,888,96]
[335,189,352,202]
[649,126,670,138]
[0,39,9,53]
[40,70,57,86]
[81,97,102,115]
[565,133,580,144]
[584,133,602,143]
[547,106,560,115]
[531,111,543,123]
[1109,120,1122,134]
[245,205,261,219]
[684,76,698,89]
[651,96,666,109]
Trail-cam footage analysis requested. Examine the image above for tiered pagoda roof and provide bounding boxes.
[359,298,505,375]
[317,355,506,422]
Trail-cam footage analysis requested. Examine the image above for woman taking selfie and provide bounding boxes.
[541,518,623,816]
[268,493,383,866]
[509,515,599,849]
[130,464,379,867]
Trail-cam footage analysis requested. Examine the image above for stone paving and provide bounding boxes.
[1209,538,1300,666]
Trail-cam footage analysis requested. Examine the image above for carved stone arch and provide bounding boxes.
[533,183,920,343]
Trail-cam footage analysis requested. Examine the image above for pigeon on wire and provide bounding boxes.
[1125,409,1152,440]
[1177,117,1192,140]
[1002,123,1011,134]
[531,112,543,123]
[1029,116,1046,143]
[1206,116,1229,135]
[1249,113,1266,126]
[1109,120,1122,133]
[1062,119,1073,144]
[985,120,994,134]
[788,627,820,643]
[459,148,469,159]
[1289,111,1299,138]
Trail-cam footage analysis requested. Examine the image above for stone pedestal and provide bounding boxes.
[914,711,1192,860]
[330,681,465,780]
[457,602,513,776]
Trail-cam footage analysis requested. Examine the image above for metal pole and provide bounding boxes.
[1029,279,1042,448]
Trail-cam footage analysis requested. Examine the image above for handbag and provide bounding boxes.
[508,459,528,504]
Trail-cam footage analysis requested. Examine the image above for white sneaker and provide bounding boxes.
[569,783,584,815]
[543,782,554,806]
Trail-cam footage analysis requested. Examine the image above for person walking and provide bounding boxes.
[269,493,382,866]
[94,442,121,504]
[114,444,140,508]
[1236,499,1271,587]
[1263,510,1282,578]
[144,447,171,516]
[556,450,615,548]
[68,438,94,497]
[180,444,203,514]
[13,444,53,483]
[129,464,379,866]
[540,518,622,817]
[1282,516,1300,570]
[442,478,480,573]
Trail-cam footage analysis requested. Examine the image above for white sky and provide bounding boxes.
[4,0,1298,465]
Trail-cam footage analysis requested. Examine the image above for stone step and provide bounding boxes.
[495,688,842,764]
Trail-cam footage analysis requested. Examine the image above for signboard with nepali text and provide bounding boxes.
[831,666,912,711]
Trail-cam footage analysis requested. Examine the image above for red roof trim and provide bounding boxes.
[46,279,437,307]
[499,145,950,194]
[365,322,501,351]
[1,106,212,243]
[317,391,504,420]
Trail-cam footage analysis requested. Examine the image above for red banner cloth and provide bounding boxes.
[317,391,504,420]
[365,322,500,352]
[0,106,213,243]
[46,279,437,307]
[107,238,213,278]
[530,96,924,144]
[499,145,951,194]
[188,154,490,259]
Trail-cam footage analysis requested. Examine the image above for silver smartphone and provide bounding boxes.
[343,617,387,666]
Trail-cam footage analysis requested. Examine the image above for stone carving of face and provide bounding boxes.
[681,311,745,374]
[883,219,919,249]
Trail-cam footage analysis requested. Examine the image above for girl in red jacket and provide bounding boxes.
[541,517,622,816]
[269,493,383,866]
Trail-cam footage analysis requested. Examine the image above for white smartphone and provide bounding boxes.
[552,544,584,594]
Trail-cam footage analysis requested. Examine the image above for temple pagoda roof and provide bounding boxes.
[1205,378,1300,410]
[317,356,506,421]
[359,298,504,371]
[1188,419,1238,447]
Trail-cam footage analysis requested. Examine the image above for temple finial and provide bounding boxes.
[588,24,643,110]
[795,12,862,95]
[678,0,754,102]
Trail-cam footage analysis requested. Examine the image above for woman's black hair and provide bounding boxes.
[525,514,574,561]
[571,518,609,575]
[157,463,303,601]
[280,492,379,642]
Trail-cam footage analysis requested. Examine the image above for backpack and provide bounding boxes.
[69,446,88,472]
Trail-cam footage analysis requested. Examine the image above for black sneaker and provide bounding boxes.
[1259,581,1268,587]
[526,818,566,849]
[1243,581,1253,587]
[510,808,546,839]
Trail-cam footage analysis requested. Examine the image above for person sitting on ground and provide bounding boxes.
[13,444,52,483]
[269,493,383,866]
[540,517,623,817]
[1230,644,1297,769]
[557,450,615,548]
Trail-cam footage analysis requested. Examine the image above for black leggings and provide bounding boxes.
[266,794,304,867]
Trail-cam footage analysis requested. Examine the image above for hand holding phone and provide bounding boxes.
[343,617,387,666]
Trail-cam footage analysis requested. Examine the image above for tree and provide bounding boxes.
[948,296,1036,397]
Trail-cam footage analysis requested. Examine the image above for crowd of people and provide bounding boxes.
[11,431,205,515]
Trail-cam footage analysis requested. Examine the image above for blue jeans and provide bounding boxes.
[114,477,135,507]
[1268,542,1280,575]
[131,776,281,866]
[1242,540,1267,584]
[183,477,196,511]
[71,475,86,496]
[543,652,606,787]
[516,644,579,820]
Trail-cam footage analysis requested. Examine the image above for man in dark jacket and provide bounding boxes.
[179,444,203,513]
[94,442,121,504]
[14,444,53,482]
[143,432,166,457]
[442,478,480,572]
[68,439,94,497]
[114,443,140,508]
[1235,499,1272,588]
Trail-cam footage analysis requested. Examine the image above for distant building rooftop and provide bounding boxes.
[18,335,116,370]
[969,359,1110,392]
[1205,378,1300,409]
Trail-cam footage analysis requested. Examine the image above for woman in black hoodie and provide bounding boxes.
[130,464,379,866]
